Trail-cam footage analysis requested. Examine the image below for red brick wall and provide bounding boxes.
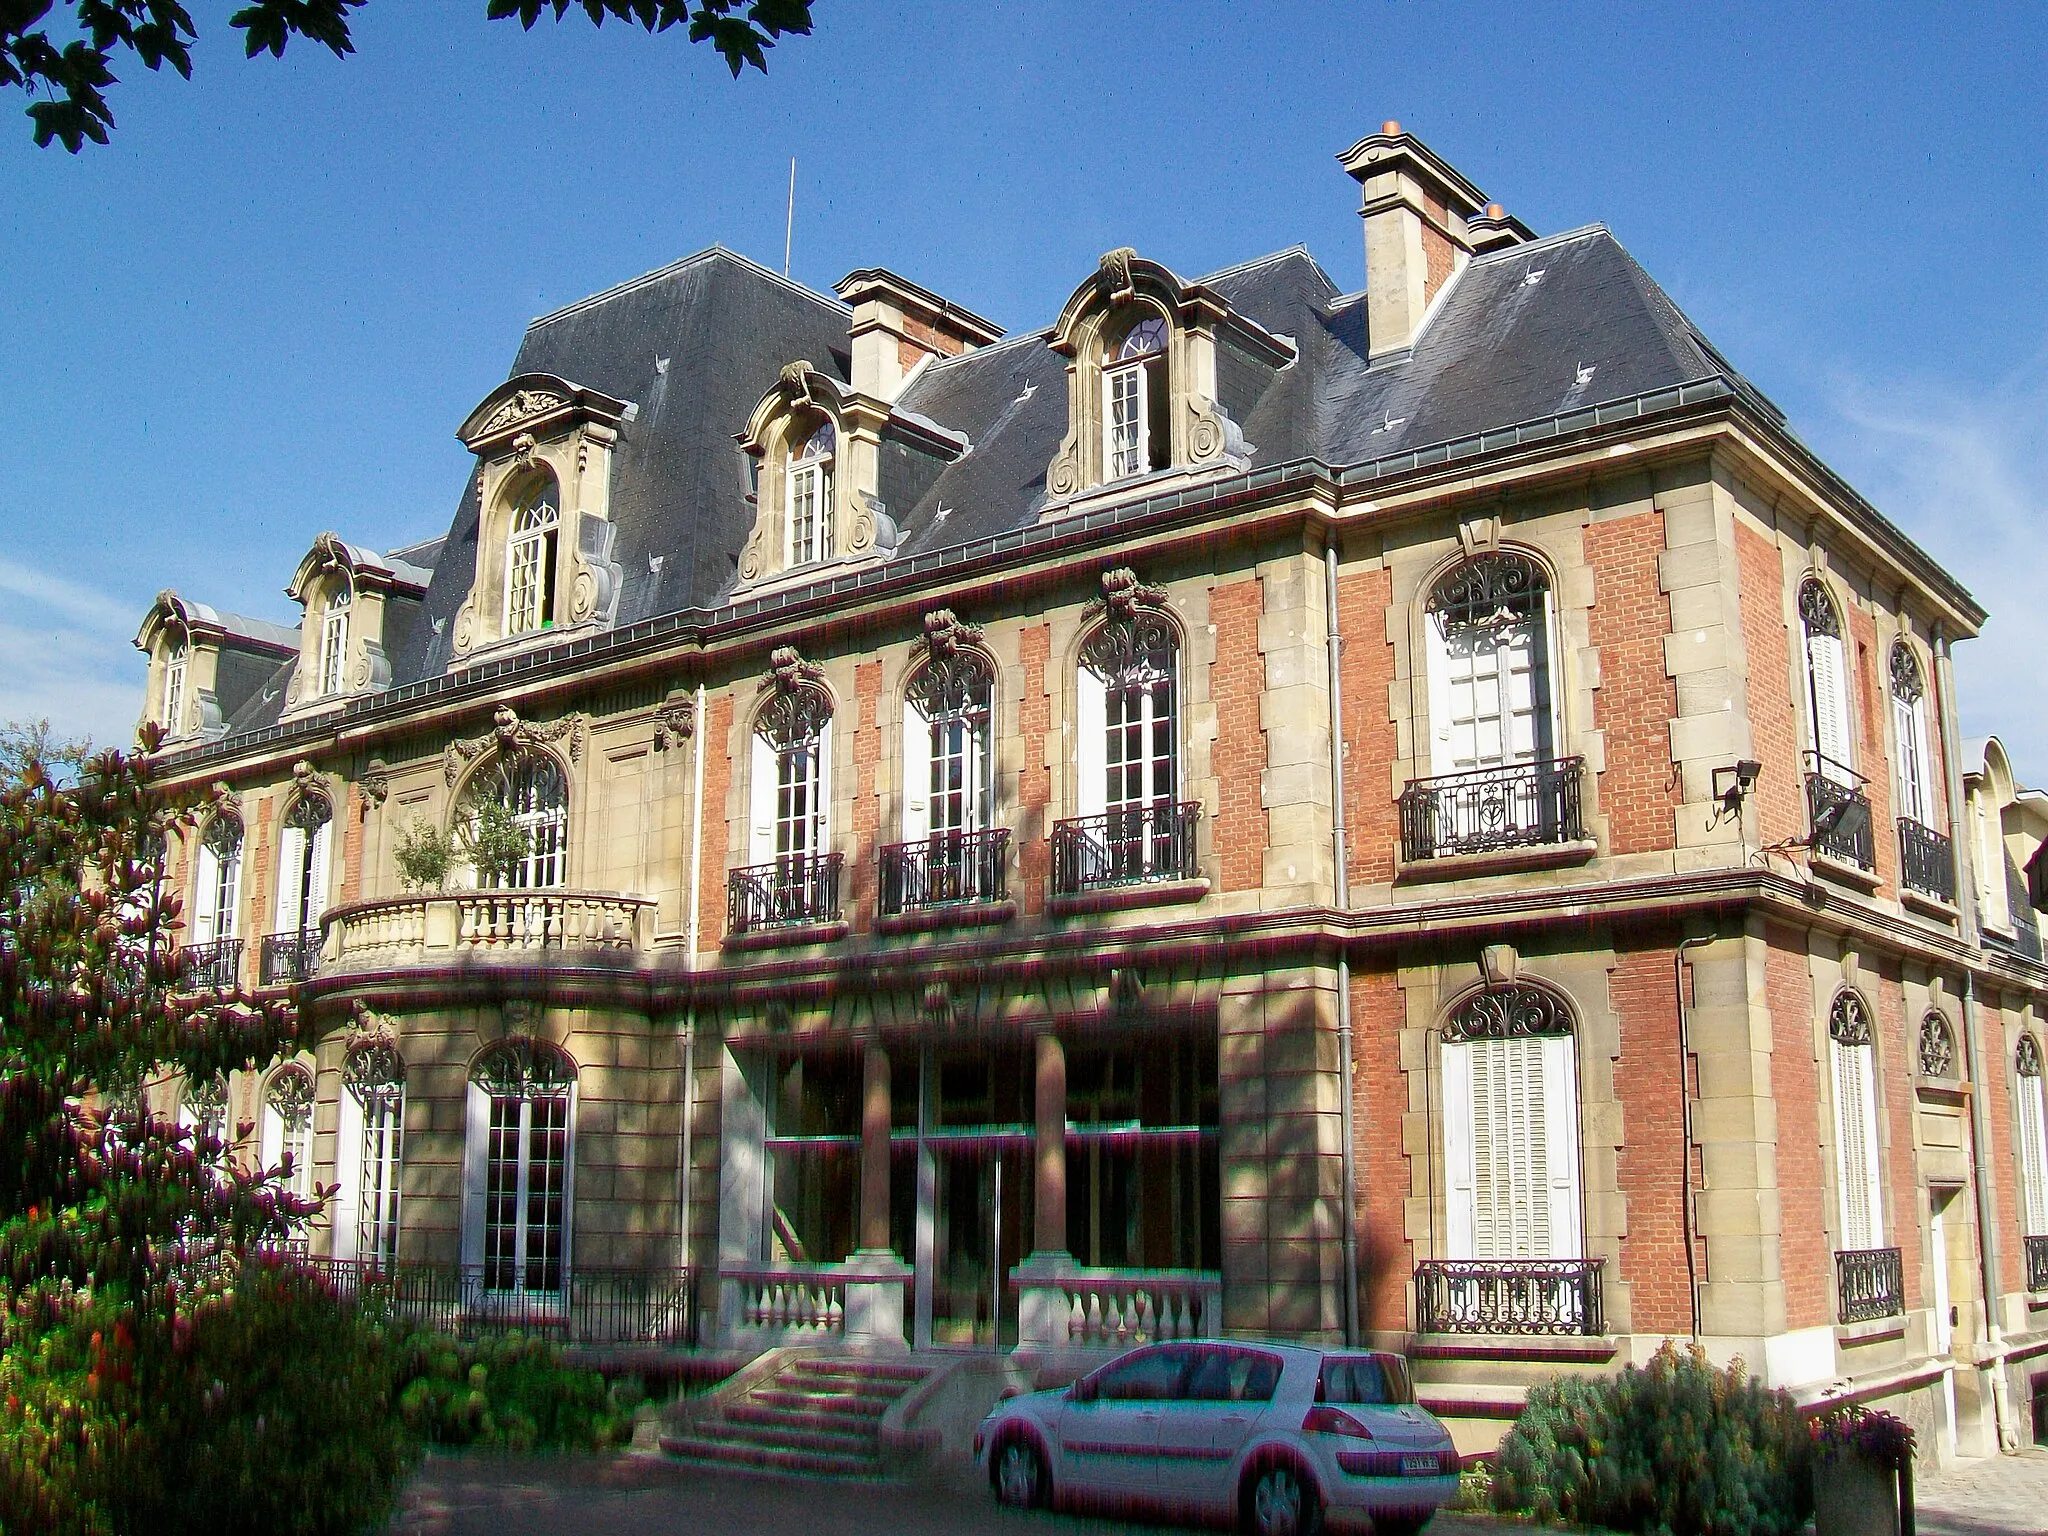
[1766,928,1832,1328]
[1981,1005,2027,1293]
[1846,607,1900,895]
[1421,221,1455,304]
[1585,512,1681,855]
[1210,579,1268,892]
[850,661,881,929]
[1737,525,1804,847]
[1338,567,1397,885]
[340,786,365,906]
[1610,943,1699,1334]
[696,693,734,952]
[1351,967,1412,1331]
[1873,967,1923,1308]
[1018,623,1051,915]
[246,796,274,990]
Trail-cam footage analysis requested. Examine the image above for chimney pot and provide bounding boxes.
[1485,203,1505,220]
[1381,120,1401,136]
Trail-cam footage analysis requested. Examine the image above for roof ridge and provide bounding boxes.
[526,246,848,332]
[1194,244,1333,292]
[911,326,1055,375]
[1467,222,1610,266]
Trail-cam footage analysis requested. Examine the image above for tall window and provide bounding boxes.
[179,1071,230,1162]
[1828,991,1885,1251]
[750,689,832,866]
[1890,643,1934,825]
[904,648,995,841]
[1800,580,1856,785]
[192,815,242,946]
[273,795,332,938]
[1103,314,1169,480]
[2019,1035,2048,1240]
[1440,985,1583,1262]
[259,1064,315,1200]
[338,1041,405,1267]
[1078,604,1178,819]
[785,418,836,567]
[465,1041,576,1295]
[162,640,188,734]
[318,576,353,697]
[1426,552,1556,779]
[503,473,561,637]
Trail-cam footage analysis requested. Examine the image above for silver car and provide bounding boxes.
[973,1340,1458,1535]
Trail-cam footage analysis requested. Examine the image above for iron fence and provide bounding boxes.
[302,1257,697,1344]
[1835,1246,1904,1324]
[1050,801,1201,895]
[879,828,1010,914]
[1898,818,1957,903]
[179,938,243,991]
[260,929,321,986]
[1398,758,1584,862]
[1413,1258,1605,1336]
[726,852,842,935]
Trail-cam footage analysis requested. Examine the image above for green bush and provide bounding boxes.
[1491,1340,1812,1536]
[393,1332,636,1452]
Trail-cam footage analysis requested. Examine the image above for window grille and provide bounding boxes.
[503,475,560,637]
[194,815,242,945]
[181,1071,229,1149]
[471,1041,575,1296]
[785,419,835,567]
[319,577,352,696]
[1800,579,1856,786]
[1918,1012,1956,1079]
[751,673,833,866]
[1080,603,1178,817]
[905,647,995,840]
[1890,642,1933,825]
[274,794,332,937]
[1426,553,1555,779]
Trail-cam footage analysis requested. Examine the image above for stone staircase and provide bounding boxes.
[659,1356,931,1478]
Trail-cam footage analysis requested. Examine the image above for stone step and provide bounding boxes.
[786,1359,929,1385]
[723,1400,884,1435]
[658,1432,882,1480]
[686,1415,879,1457]
[747,1386,893,1416]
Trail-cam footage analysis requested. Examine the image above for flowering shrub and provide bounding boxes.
[1491,1340,1813,1536]
[1810,1404,1915,1470]
[393,1331,641,1451]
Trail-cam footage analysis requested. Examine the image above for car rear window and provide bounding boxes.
[1317,1355,1414,1405]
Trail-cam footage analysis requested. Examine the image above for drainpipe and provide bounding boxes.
[678,683,708,1280]
[1675,933,1713,1339]
[1325,533,1361,1346]
[1935,630,2014,1449]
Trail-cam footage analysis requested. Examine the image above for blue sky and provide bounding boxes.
[2,1,2043,777]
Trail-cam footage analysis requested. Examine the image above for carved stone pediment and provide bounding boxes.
[442,705,587,785]
[458,372,632,456]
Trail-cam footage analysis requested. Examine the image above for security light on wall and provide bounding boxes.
[1711,760,1763,822]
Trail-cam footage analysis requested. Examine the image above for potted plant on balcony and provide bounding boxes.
[393,815,454,891]
[458,798,530,889]
[1811,1405,1915,1536]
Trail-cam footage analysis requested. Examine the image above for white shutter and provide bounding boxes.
[1425,614,1459,777]
[1443,1042,1475,1259]
[1077,668,1108,817]
[274,824,306,933]
[1831,1039,1882,1249]
[1542,1034,1583,1259]
[1809,631,1855,783]
[1893,694,1924,823]
[306,819,332,928]
[259,1102,283,1174]
[461,1082,490,1269]
[193,843,221,945]
[749,732,777,864]
[2017,1076,2048,1237]
[334,1088,364,1262]
[813,717,833,852]
[903,700,932,841]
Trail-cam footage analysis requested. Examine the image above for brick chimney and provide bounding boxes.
[1336,123,1531,358]
[834,268,1004,402]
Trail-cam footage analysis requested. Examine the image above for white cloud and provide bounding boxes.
[1818,354,2048,788]
[0,558,144,753]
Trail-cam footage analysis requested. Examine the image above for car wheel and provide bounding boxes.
[1245,1464,1321,1536]
[993,1438,1046,1510]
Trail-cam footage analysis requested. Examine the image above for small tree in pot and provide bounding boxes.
[458,797,530,890]
[391,817,454,892]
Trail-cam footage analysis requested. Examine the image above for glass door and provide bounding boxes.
[930,1141,1033,1348]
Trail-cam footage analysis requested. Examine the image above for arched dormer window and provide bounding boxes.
[463,1039,577,1296]
[318,574,353,698]
[1800,579,1855,786]
[1890,642,1934,827]
[162,638,189,735]
[461,752,569,890]
[785,417,836,568]
[1828,991,1885,1251]
[1104,312,1170,480]
[503,472,561,638]
[192,813,243,948]
[337,1040,405,1267]
[274,793,333,940]
[259,1064,315,1200]
[1439,984,1584,1271]
[2018,1034,2047,1242]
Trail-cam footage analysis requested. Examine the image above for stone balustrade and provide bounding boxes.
[323,889,654,972]
[1013,1262,1221,1348]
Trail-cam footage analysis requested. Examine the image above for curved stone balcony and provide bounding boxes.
[322,888,654,974]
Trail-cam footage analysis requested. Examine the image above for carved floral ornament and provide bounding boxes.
[1918,1012,1957,1078]
[908,610,992,718]
[755,646,832,748]
[471,1038,576,1097]
[478,388,571,441]
[1429,550,1547,635]
[265,1064,315,1128]
[442,705,587,786]
[652,691,696,750]
[1440,982,1575,1043]
[2021,1034,2043,1078]
[1829,990,1873,1047]
[1080,568,1175,683]
[1890,642,1925,704]
[344,1039,406,1105]
[360,758,391,806]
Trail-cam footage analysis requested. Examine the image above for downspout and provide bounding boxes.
[1325,533,1361,1346]
[1675,933,1713,1339]
[678,683,707,1283]
[1935,629,2014,1449]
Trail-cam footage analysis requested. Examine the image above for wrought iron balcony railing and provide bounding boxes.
[1898,818,1958,904]
[1805,762,1875,870]
[1413,1258,1605,1336]
[2026,1234,2048,1294]
[727,852,843,935]
[1051,801,1201,896]
[1835,1246,1904,1323]
[1398,757,1585,862]
[179,937,242,991]
[879,828,1010,915]
[260,929,321,986]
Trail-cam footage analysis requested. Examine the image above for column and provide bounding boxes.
[1015,1027,1074,1350]
[859,1040,891,1252]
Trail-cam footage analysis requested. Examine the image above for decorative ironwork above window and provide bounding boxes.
[1441,982,1575,1043]
[907,609,993,719]
[185,1071,228,1124]
[1918,1013,1956,1078]
[2021,1033,2043,1078]
[1428,551,1547,635]
[755,646,832,748]
[283,788,331,835]
[1799,578,1841,638]
[1889,642,1925,704]
[1081,568,1175,683]
[344,1041,406,1105]
[266,1065,314,1132]
[1829,989,1872,1046]
[471,1039,575,1099]
[202,813,242,859]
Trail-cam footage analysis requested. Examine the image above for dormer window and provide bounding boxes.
[786,418,836,567]
[504,472,561,637]
[1105,314,1169,480]
[162,640,188,734]
[318,576,352,697]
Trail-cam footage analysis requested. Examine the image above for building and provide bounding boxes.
[134,124,2048,1462]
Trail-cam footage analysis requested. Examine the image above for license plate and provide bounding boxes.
[1400,1453,1439,1476]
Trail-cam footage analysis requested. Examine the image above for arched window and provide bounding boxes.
[1440,984,1583,1264]
[179,1071,230,1160]
[337,1041,405,1267]
[785,417,836,568]
[2018,1035,2047,1241]
[1889,643,1933,826]
[1800,580,1855,786]
[318,575,353,697]
[750,686,833,867]
[904,647,995,843]
[259,1064,315,1200]
[503,472,561,637]
[463,753,569,889]
[1828,991,1885,1251]
[1073,585,1186,885]
[192,814,242,947]
[1426,551,1557,780]
[1918,1011,1957,1079]
[273,794,333,938]
[1103,313,1169,479]
[162,639,188,734]
[464,1040,576,1295]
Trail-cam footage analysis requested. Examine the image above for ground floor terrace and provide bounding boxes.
[254,892,2048,1464]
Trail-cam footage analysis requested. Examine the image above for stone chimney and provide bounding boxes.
[1336,123,1531,358]
[834,268,1005,402]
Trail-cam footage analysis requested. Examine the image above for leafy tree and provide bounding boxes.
[3,0,817,152]
[458,794,530,888]
[0,718,93,790]
[390,815,454,892]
